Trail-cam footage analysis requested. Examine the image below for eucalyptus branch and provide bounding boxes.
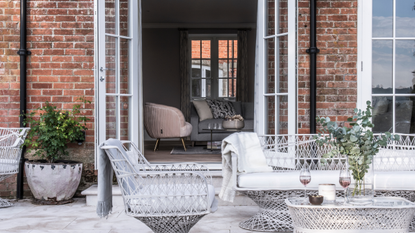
[314,101,399,185]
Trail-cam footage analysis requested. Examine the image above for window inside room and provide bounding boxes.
[190,35,238,101]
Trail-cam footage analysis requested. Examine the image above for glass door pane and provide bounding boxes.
[260,0,293,135]
[99,0,134,142]
[371,0,415,134]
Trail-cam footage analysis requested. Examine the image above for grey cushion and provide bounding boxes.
[244,119,254,130]
[206,99,236,119]
[232,101,242,115]
[243,102,254,119]
[193,100,213,121]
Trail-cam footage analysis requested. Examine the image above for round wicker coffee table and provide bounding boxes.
[286,197,415,233]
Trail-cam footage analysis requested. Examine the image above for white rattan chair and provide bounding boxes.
[100,139,217,233]
[0,127,29,208]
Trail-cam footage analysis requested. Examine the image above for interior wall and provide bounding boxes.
[142,28,256,140]
[143,29,181,109]
[142,28,257,108]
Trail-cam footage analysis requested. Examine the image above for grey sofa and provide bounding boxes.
[190,101,254,142]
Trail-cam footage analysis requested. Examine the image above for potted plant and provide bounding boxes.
[23,98,90,204]
[315,101,398,205]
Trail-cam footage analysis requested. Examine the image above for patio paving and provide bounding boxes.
[0,198,291,233]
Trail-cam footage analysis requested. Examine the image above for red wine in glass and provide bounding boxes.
[299,166,311,202]
[339,167,351,204]
[300,176,311,186]
[339,177,351,189]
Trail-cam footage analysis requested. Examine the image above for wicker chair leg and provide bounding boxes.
[136,214,207,233]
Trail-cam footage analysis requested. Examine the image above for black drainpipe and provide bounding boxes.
[306,0,319,134]
[16,0,30,199]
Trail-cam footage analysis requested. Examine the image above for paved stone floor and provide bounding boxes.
[0,198,290,233]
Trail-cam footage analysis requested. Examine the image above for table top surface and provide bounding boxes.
[286,197,415,209]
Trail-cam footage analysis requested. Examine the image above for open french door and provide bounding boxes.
[95,0,143,166]
[255,0,296,135]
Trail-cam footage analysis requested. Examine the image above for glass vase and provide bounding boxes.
[345,157,374,206]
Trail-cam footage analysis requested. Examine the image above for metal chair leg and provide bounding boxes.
[181,138,187,151]
[154,138,160,151]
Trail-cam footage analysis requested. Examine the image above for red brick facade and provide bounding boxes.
[297,0,358,133]
[0,0,95,197]
[0,1,359,197]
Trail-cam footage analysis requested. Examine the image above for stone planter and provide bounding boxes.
[25,160,83,205]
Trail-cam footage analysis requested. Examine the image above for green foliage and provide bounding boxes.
[315,101,399,183]
[23,97,91,163]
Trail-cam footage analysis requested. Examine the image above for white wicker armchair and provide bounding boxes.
[0,127,29,208]
[231,134,415,232]
[100,139,217,233]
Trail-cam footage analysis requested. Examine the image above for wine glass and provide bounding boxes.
[299,166,311,202]
[339,166,351,204]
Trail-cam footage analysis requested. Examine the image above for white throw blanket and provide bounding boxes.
[219,132,273,202]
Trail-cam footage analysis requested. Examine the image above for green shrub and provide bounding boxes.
[23,98,91,163]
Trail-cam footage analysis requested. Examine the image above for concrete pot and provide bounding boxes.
[25,160,83,204]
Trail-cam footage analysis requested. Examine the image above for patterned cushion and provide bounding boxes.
[205,100,236,119]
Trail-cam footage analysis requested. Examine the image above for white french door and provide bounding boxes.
[359,0,415,134]
[255,0,296,135]
[95,0,143,164]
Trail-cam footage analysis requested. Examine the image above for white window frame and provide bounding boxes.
[189,34,238,101]
[358,0,415,134]
[255,0,296,135]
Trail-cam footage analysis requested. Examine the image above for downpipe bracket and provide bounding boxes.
[17,49,31,56]
[306,47,320,54]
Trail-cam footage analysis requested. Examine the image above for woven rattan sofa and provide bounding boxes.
[100,139,217,233]
[230,134,415,232]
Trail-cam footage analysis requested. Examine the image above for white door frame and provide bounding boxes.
[255,0,296,135]
[94,0,143,168]
[357,0,372,110]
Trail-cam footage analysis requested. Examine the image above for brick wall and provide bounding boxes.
[0,0,95,198]
[297,0,358,133]
[0,0,360,197]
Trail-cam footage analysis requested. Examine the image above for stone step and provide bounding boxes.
[81,175,255,207]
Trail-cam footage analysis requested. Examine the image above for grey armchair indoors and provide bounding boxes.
[144,103,192,151]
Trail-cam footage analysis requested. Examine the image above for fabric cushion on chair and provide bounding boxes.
[205,99,236,119]
[238,170,343,190]
[127,183,217,214]
[180,122,193,137]
[193,100,213,121]
[237,170,415,191]
[232,101,242,115]
[374,171,415,190]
